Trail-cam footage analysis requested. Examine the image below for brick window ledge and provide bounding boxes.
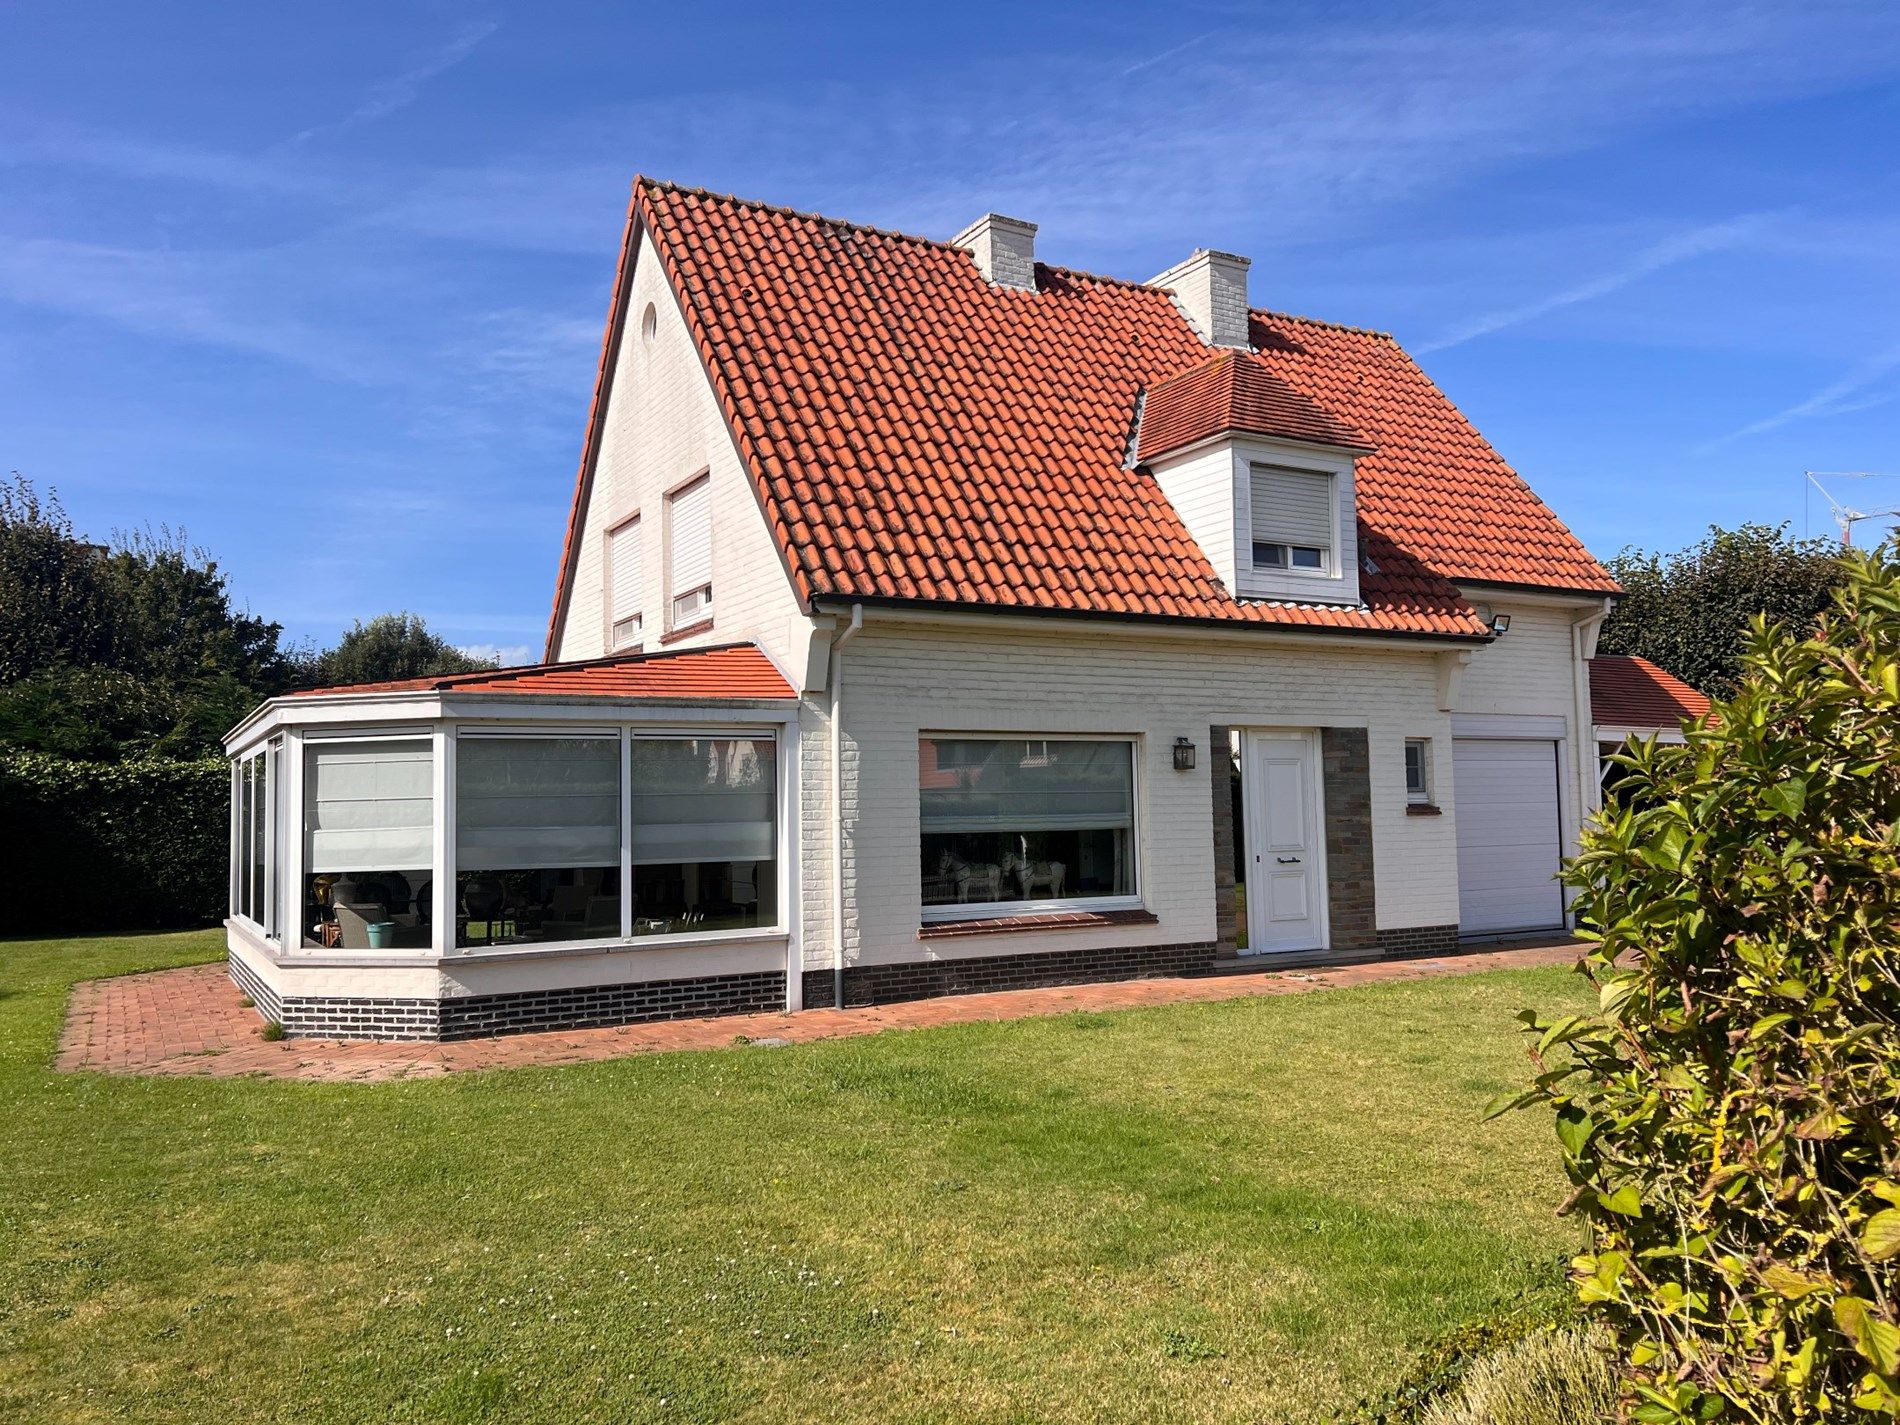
[659,617,715,646]
[918,908,1159,940]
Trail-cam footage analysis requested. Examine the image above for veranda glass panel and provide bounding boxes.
[627,737,776,934]
[919,738,1135,909]
[302,739,433,950]
[455,735,622,948]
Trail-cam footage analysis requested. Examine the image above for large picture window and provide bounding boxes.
[455,734,622,948]
[303,738,433,951]
[919,737,1136,915]
[628,736,776,934]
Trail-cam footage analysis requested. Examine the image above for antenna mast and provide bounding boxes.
[1804,471,1900,547]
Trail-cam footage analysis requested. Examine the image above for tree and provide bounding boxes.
[1599,523,1842,699]
[1498,544,1900,1419]
[0,474,115,682]
[298,613,496,689]
[0,475,297,758]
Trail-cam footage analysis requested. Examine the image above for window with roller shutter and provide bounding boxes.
[607,515,643,651]
[666,474,714,629]
[1249,465,1334,573]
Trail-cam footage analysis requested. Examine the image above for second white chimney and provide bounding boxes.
[953,213,1039,291]
[1150,249,1252,349]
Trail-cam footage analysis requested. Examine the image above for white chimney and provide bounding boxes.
[1150,249,1252,349]
[953,213,1039,291]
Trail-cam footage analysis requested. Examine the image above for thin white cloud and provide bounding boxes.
[1120,31,1216,78]
[289,20,498,145]
[0,235,387,382]
[1413,213,1778,354]
[1707,340,1900,446]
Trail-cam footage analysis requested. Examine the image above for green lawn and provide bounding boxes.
[0,930,1587,1424]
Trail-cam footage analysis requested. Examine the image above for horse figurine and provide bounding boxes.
[1001,852,1066,900]
[937,849,1003,902]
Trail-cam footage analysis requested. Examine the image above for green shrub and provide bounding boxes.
[0,750,228,933]
[1496,546,1900,1419]
[1417,1327,1618,1425]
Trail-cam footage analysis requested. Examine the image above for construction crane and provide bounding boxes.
[1805,471,1900,546]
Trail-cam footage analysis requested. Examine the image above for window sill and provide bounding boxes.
[659,618,715,646]
[918,908,1159,940]
[1406,803,1443,816]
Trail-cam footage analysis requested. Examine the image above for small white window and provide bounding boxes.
[1251,464,1333,573]
[1404,738,1432,805]
[666,474,713,629]
[607,515,643,651]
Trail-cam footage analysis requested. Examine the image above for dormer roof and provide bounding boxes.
[1136,351,1369,462]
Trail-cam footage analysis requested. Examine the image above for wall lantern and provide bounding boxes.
[1488,612,1512,635]
[1172,736,1197,771]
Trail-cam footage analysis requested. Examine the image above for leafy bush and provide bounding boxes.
[1419,1327,1619,1425]
[1497,546,1900,1419]
[0,751,228,933]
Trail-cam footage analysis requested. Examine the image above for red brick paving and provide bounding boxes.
[56,942,1582,1083]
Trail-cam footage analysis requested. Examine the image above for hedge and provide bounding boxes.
[0,750,228,934]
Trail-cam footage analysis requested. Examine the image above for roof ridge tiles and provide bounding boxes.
[637,176,955,255]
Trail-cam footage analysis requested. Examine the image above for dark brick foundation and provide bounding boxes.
[803,940,1216,1009]
[226,952,281,1024]
[1376,924,1461,958]
[436,972,783,1040]
[228,952,784,1041]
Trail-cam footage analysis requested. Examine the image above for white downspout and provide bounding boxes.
[1570,600,1612,831]
[828,604,864,1008]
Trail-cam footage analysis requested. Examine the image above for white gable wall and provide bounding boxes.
[555,231,808,681]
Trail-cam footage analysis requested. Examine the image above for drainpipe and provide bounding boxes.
[829,604,864,1009]
[1571,602,1610,819]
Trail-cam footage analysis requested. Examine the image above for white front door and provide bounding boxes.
[1243,730,1327,954]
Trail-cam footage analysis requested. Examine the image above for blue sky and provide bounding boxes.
[3,1,1897,664]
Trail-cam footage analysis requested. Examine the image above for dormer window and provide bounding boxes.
[1250,465,1334,575]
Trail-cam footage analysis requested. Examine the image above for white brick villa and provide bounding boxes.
[221,179,1642,1040]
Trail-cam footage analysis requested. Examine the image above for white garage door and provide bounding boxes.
[1454,738,1565,937]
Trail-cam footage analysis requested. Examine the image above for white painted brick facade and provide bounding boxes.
[555,232,806,678]
[800,618,1471,972]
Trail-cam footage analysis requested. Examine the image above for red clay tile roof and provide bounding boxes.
[1589,654,1712,729]
[548,180,1616,653]
[290,643,793,701]
[1136,351,1366,461]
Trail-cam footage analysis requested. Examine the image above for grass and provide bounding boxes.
[0,929,1588,1424]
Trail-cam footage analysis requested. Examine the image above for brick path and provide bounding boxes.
[55,942,1581,1083]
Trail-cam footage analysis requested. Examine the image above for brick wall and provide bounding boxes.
[1320,727,1378,953]
[235,965,785,1042]
[804,939,1215,1009]
[1210,724,1238,955]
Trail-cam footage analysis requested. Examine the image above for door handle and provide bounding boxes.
[1277,856,1301,864]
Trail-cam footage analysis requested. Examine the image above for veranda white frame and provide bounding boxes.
[917,731,1145,923]
[229,736,284,945]
[225,693,802,972]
